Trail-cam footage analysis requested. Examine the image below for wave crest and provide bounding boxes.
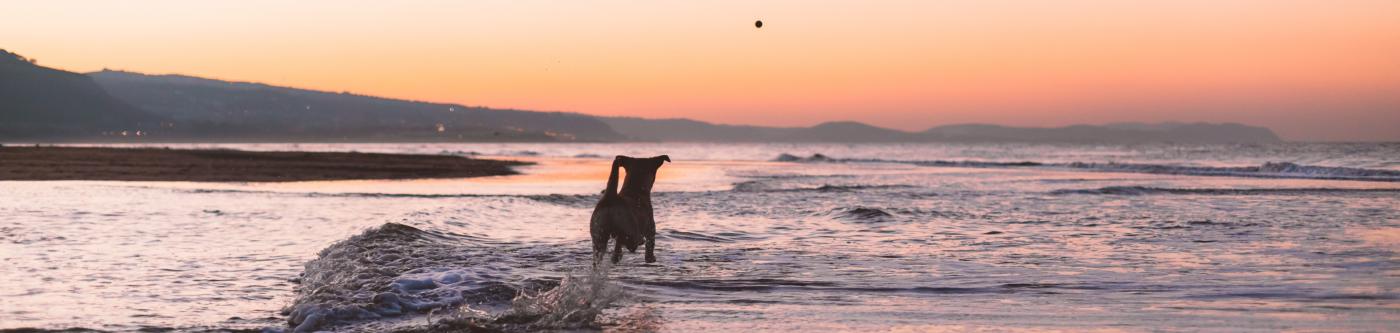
[772,153,1400,182]
[732,180,915,193]
[286,223,541,332]
[1052,186,1400,196]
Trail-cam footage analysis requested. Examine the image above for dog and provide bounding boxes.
[590,155,669,264]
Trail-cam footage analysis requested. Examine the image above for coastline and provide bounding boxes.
[0,146,527,182]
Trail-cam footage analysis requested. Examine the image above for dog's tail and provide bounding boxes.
[603,156,623,195]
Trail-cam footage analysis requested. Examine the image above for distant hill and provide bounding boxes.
[0,50,162,140]
[0,48,1283,144]
[1103,122,1283,143]
[784,121,917,142]
[603,117,1282,144]
[919,123,1281,143]
[600,117,789,142]
[601,119,925,142]
[86,70,625,142]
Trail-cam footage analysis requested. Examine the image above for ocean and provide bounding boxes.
[2,142,1398,332]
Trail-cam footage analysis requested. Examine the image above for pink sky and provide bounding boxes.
[2,1,1398,141]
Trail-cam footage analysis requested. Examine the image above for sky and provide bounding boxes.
[2,1,1398,141]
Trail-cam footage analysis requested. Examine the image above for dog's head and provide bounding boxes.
[615,155,669,170]
[614,155,669,191]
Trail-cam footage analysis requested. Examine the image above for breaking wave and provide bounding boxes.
[731,181,915,193]
[1052,186,1400,196]
[774,153,1400,182]
[828,207,896,223]
[282,223,625,332]
[824,206,964,223]
[1057,161,1400,182]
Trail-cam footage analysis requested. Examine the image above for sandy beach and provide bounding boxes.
[0,146,526,182]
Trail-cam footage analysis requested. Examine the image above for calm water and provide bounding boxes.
[3,143,1399,332]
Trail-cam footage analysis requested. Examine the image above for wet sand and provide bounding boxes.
[0,146,527,182]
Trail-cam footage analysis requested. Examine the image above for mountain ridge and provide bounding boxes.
[601,117,1282,144]
[87,70,626,142]
[0,49,163,140]
[0,49,1284,144]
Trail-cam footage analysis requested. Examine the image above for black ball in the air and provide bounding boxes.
[755,20,763,28]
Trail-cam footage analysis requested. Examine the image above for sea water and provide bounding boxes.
[2,143,1398,332]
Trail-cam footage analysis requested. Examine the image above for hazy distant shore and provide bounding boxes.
[0,146,525,182]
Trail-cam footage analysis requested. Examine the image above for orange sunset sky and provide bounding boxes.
[3,1,1398,141]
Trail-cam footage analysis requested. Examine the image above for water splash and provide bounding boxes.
[497,264,627,329]
[398,264,631,332]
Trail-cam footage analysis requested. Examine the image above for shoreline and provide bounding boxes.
[0,146,527,182]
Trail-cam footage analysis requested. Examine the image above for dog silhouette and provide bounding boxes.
[591,155,669,264]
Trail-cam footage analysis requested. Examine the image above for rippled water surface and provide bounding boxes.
[3,143,1399,332]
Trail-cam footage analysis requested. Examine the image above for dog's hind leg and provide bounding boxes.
[644,236,656,263]
[592,235,609,266]
[611,238,624,264]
